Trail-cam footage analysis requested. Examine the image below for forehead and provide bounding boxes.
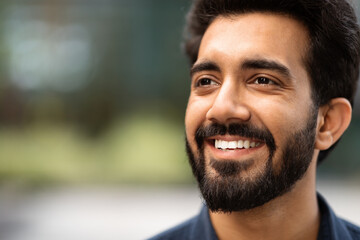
[198,13,310,72]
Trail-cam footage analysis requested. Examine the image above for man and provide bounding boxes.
[150,0,360,239]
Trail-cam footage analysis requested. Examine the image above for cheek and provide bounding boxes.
[254,91,310,125]
[185,96,212,140]
[252,96,311,145]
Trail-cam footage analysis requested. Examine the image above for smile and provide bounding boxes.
[215,139,261,150]
[205,136,266,160]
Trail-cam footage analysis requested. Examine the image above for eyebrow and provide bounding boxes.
[190,58,292,79]
[241,59,292,79]
[190,61,220,77]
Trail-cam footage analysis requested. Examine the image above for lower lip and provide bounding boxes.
[205,140,265,160]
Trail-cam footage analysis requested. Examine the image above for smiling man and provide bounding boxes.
[149,0,360,240]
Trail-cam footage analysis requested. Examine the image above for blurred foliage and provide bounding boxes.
[0,108,193,185]
[0,0,359,186]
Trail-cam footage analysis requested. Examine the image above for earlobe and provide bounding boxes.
[315,98,352,150]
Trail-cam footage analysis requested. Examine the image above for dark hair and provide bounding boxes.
[183,0,360,163]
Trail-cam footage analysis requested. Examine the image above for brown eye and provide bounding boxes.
[196,78,217,86]
[254,77,276,85]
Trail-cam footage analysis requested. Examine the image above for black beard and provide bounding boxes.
[186,109,317,213]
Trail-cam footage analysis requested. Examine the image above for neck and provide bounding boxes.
[209,161,320,240]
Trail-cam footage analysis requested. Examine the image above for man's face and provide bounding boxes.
[185,13,318,212]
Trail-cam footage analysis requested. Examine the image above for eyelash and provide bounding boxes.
[253,77,277,85]
[195,78,218,87]
[193,75,280,88]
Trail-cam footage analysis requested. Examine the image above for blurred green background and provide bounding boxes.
[0,0,359,186]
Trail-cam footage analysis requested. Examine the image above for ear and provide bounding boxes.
[315,98,352,150]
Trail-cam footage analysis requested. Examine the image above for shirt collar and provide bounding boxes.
[194,193,353,240]
[317,192,354,240]
[190,204,218,240]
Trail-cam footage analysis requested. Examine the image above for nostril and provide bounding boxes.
[205,87,251,123]
[206,105,251,124]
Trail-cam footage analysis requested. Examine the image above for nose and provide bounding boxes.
[206,81,251,124]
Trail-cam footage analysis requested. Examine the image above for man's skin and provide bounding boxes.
[185,13,352,240]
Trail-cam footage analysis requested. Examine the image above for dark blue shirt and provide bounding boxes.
[148,193,360,240]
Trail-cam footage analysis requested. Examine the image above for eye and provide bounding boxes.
[196,78,218,87]
[254,77,276,85]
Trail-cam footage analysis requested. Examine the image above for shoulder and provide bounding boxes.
[340,219,360,239]
[317,192,360,240]
[147,205,217,240]
[147,216,197,240]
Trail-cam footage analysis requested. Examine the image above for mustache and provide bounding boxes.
[195,123,276,153]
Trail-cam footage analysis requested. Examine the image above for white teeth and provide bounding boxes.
[221,141,228,149]
[244,140,250,149]
[215,140,219,149]
[215,139,260,150]
[228,141,237,149]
